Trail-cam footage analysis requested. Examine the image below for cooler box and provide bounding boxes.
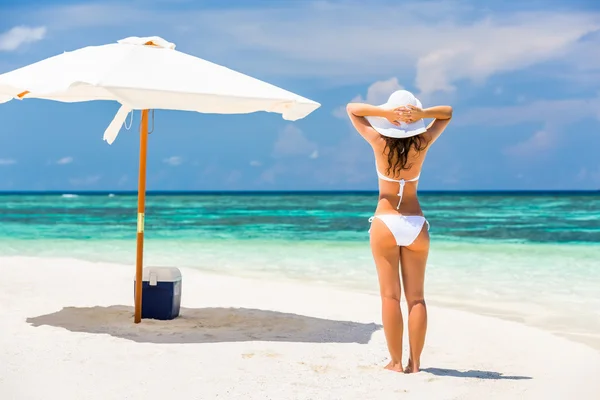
[134,267,182,320]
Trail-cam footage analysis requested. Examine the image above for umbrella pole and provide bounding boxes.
[134,109,150,323]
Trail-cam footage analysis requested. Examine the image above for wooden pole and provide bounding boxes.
[134,110,149,323]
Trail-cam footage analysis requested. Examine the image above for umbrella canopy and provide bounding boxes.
[0,36,320,144]
[0,36,320,323]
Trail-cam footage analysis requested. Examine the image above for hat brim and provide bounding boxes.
[364,99,427,139]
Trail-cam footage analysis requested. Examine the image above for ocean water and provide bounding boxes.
[1,192,599,349]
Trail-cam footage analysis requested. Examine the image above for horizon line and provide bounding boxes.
[0,189,598,195]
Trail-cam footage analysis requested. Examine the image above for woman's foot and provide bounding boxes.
[404,358,420,374]
[384,360,404,373]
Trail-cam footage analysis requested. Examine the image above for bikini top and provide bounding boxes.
[376,167,420,209]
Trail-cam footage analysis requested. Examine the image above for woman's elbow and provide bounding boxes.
[346,103,358,115]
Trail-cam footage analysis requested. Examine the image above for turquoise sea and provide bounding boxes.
[1,192,599,349]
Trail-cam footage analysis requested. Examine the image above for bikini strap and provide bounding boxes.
[375,164,420,209]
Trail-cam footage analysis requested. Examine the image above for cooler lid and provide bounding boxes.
[139,267,182,283]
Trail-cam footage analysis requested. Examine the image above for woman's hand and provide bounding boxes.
[383,108,404,126]
[397,104,425,123]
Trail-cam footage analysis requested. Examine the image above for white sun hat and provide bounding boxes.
[365,89,426,138]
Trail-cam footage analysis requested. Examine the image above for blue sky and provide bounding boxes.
[0,0,599,191]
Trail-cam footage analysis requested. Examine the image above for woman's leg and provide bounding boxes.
[400,224,430,373]
[369,218,403,372]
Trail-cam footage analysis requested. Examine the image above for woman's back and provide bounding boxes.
[372,136,429,216]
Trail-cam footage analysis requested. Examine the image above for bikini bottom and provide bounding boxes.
[368,214,430,246]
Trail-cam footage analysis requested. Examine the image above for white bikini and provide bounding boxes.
[368,166,430,246]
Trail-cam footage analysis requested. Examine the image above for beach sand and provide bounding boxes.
[1,256,599,400]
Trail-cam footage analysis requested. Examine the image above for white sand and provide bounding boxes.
[1,257,599,400]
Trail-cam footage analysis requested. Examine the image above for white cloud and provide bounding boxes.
[333,77,403,118]
[549,30,600,86]
[23,2,600,94]
[0,26,47,52]
[504,130,555,157]
[0,158,17,165]
[163,156,183,166]
[459,95,600,157]
[272,124,318,158]
[457,95,600,127]
[410,14,599,94]
[56,157,73,165]
[249,160,262,167]
[309,150,319,159]
[196,4,599,94]
[361,77,404,105]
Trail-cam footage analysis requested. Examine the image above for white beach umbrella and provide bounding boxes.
[0,36,321,323]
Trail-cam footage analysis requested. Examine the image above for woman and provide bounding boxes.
[346,89,452,373]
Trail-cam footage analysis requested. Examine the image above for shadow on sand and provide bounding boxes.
[26,305,381,345]
[421,367,532,380]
